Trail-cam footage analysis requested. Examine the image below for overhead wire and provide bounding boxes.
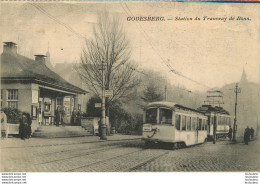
[121,2,211,90]
[30,3,196,93]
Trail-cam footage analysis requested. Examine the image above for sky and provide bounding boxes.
[0,2,259,92]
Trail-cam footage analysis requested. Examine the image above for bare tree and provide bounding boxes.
[76,12,139,106]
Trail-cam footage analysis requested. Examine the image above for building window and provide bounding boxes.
[7,89,18,108]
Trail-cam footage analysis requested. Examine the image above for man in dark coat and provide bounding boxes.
[25,113,32,138]
[71,108,77,125]
[228,126,232,141]
[244,126,251,145]
[19,113,28,140]
[55,106,61,127]
[76,109,81,126]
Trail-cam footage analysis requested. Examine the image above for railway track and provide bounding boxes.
[66,147,170,172]
[0,137,141,149]
[126,151,170,172]
[3,139,225,172]
[3,139,142,172]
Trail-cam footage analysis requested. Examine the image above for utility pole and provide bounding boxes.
[100,59,107,140]
[232,83,241,143]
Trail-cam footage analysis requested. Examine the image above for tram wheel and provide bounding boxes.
[176,142,184,149]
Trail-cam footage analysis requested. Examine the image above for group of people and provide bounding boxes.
[54,106,66,126]
[227,125,256,145]
[54,106,82,126]
[244,126,255,145]
[70,108,82,126]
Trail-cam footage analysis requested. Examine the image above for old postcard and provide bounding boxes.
[0,1,259,183]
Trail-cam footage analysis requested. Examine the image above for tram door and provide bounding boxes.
[195,118,199,144]
[207,116,211,138]
[213,116,217,144]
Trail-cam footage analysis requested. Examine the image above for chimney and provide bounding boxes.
[3,42,17,54]
[34,55,47,65]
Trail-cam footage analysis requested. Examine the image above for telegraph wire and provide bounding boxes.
[121,2,211,90]
[30,3,195,93]
[30,3,85,40]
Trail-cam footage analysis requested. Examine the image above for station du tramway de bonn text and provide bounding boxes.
[126,16,251,21]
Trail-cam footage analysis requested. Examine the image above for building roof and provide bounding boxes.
[0,47,87,94]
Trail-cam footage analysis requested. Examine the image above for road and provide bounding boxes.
[0,136,259,172]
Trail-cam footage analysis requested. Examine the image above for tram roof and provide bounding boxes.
[197,105,230,115]
[147,101,203,114]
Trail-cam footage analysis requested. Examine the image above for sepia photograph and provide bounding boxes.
[0,1,259,182]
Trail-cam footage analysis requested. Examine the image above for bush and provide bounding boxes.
[2,107,23,124]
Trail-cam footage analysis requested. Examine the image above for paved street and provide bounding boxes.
[0,135,259,172]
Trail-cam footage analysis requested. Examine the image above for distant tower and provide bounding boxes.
[45,42,53,70]
[240,67,248,84]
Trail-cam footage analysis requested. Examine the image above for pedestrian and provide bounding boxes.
[54,106,61,127]
[244,126,251,145]
[25,113,32,138]
[228,126,232,141]
[0,110,8,138]
[76,109,81,126]
[60,106,66,127]
[19,113,28,140]
[71,108,77,125]
[250,127,255,140]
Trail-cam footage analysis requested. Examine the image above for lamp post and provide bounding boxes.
[232,83,241,143]
[100,59,107,140]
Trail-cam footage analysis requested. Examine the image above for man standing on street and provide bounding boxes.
[228,126,232,141]
[244,126,251,145]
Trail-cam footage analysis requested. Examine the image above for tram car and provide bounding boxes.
[197,105,231,140]
[142,101,208,148]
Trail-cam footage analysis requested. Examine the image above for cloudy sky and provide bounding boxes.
[0,2,259,91]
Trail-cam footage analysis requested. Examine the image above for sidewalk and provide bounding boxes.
[0,134,142,149]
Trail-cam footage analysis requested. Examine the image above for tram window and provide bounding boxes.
[205,120,208,130]
[175,115,181,130]
[187,117,191,131]
[202,120,205,130]
[192,118,196,130]
[159,108,172,125]
[211,117,214,124]
[198,119,202,130]
[146,108,157,125]
[217,117,220,125]
[182,116,186,131]
[228,118,231,126]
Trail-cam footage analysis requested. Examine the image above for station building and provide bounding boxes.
[0,42,87,130]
